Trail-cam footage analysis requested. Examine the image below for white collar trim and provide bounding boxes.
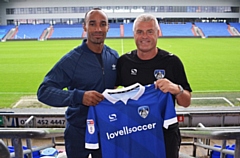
[102,83,145,104]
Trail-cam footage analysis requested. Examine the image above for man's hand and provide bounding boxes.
[154,78,191,107]
[154,78,179,94]
[83,91,104,106]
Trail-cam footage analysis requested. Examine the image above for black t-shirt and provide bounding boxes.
[116,48,192,103]
[115,48,192,157]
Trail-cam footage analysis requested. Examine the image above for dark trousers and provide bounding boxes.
[64,123,102,158]
[163,122,181,158]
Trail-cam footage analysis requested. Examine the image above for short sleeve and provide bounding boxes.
[85,106,99,149]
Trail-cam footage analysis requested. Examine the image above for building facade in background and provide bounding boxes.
[0,0,240,25]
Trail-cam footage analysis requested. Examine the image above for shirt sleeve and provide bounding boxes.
[37,52,84,107]
[162,92,178,129]
[85,106,99,149]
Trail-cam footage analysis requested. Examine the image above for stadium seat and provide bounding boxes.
[123,23,134,37]
[0,25,15,39]
[0,139,10,158]
[51,24,83,38]
[15,24,50,39]
[160,23,193,36]
[194,22,230,37]
[107,23,121,37]
[230,22,240,32]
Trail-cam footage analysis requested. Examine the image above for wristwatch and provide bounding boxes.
[175,85,184,97]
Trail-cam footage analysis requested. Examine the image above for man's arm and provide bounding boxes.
[155,78,191,107]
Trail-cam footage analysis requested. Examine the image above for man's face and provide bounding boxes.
[84,10,109,44]
[134,20,159,52]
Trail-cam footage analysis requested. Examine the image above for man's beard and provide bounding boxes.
[91,38,104,44]
[89,33,106,44]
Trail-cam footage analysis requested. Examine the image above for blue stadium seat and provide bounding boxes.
[229,22,240,32]
[123,23,133,37]
[15,24,50,39]
[0,25,15,39]
[107,23,121,37]
[160,23,193,36]
[51,24,83,38]
[195,22,230,37]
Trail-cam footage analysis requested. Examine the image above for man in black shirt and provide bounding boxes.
[116,13,192,158]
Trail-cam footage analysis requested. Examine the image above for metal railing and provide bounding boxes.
[180,125,240,158]
[1,111,240,158]
[0,128,64,158]
[1,109,240,128]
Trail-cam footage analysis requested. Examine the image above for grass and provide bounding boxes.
[0,38,240,108]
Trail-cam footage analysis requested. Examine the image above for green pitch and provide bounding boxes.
[0,38,240,108]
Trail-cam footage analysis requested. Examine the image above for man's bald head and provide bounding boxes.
[84,8,108,25]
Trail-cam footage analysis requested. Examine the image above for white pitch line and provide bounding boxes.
[12,98,39,108]
[191,97,235,107]
[13,99,23,108]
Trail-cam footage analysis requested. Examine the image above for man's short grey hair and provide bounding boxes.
[133,14,159,31]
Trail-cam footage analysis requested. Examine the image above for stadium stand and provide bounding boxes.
[123,23,134,37]
[1,22,239,39]
[160,22,194,36]
[50,24,83,38]
[230,22,240,32]
[194,22,231,37]
[15,24,50,39]
[0,25,15,39]
[107,23,121,37]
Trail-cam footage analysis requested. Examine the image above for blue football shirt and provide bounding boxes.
[85,83,177,158]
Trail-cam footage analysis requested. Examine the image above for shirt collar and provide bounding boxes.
[102,83,145,104]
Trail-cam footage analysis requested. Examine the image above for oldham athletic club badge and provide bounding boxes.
[87,119,95,134]
[138,106,149,118]
[154,69,165,79]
